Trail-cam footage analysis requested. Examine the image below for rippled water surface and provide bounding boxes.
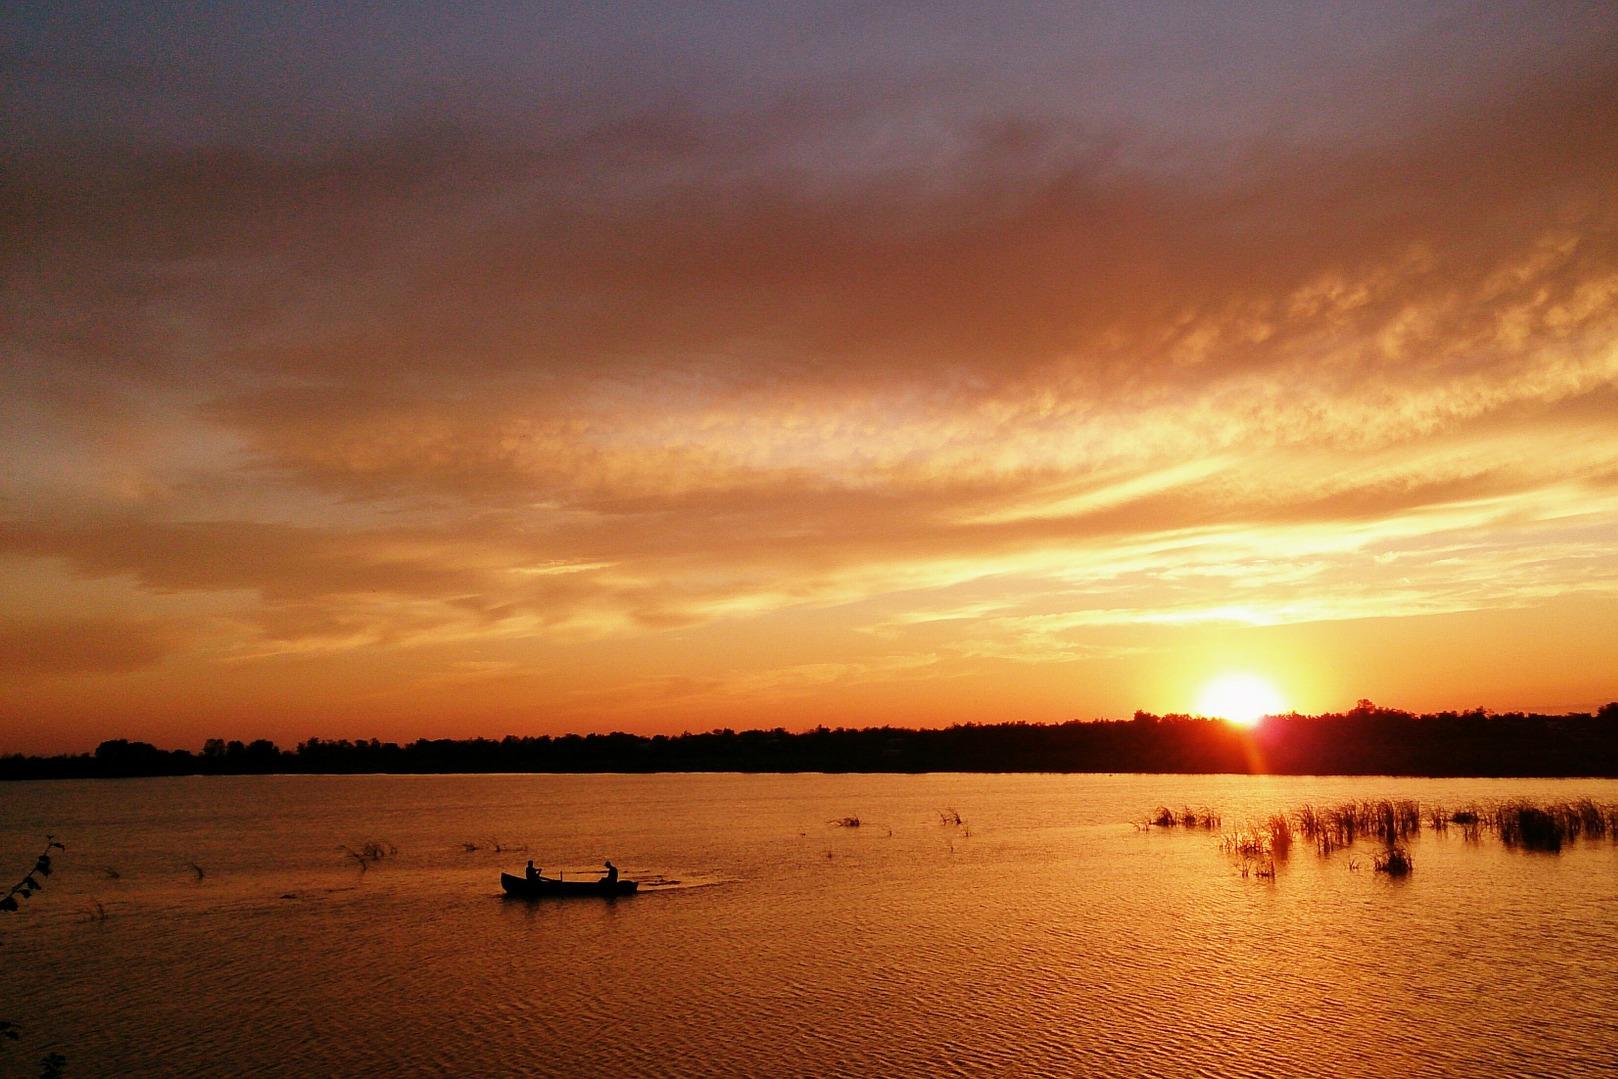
[3,773,1617,1076]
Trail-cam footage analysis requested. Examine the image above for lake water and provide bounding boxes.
[2,773,1616,1077]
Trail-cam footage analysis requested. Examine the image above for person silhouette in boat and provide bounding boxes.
[525,859,542,882]
[601,860,618,886]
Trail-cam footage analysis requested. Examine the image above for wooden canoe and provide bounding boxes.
[500,872,638,898]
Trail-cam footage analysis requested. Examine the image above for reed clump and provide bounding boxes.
[1237,855,1276,881]
[1291,803,1322,843]
[1494,803,1563,851]
[1219,831,1268,858]
[1185,806,1222,829]
[1149,806,1222,830]
[1289,799,1422,854]
[1374,845,1414,876]
[1220,818,1293,880]
[1147,796,1618,874]
[1564,799,1608,841]
[1484,799,1618,851]
[1264,814,1293,857]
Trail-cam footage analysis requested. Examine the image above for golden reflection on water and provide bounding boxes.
[2,773,1616,1076]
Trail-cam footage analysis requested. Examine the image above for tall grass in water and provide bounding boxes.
[1287,805,1326,847]
[1288,799,1421,854]
[1148,796,1618,873]
[1237,856,1276,881]
[1149,806,1222,830]
[1264,814,1292,857]
[1374,845,1413,876]
[1495,803,1563,851]
[1219,831,1268,858]
[1450,806,1484,841]
[1219,827,1275,881]
[1567,799,1608,840]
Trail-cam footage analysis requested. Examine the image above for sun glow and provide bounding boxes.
[1196,673,1285,728]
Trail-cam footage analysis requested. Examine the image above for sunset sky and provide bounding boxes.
[5,3,1617,753]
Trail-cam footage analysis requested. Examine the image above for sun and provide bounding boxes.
[1196,673,1285,728]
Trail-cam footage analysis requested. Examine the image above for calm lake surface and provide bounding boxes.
[3,773,1616,1077]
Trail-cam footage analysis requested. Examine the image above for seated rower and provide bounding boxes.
[601,860,618,886]
[525,859,542,882]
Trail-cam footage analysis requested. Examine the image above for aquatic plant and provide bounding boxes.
[461,838,528,854]
[1281,799,1422,854]
[342,839,399,873]
[1495,803,1563,851]
[1150,795,1618,877]
[1235,855,1276,881]
[1147,806,1222,829]
[1291,804,1323,844]
[1387,800,1422,842]
[1219,830,1268,858]
[1449,806,1484,840]
[828,816,862,828]
[1289,803,1350,854]
[1373,846,1413,876]
[1183,806,1222,829]
[1264,814,1293,856]
[1570,799,1606,839]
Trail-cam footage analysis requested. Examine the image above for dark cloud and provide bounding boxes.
[0,616,182,682]
[0,517,479,602]
[7,53,1616,401]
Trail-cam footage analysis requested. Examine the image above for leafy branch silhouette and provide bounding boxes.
[1,836,63,914]
[3,837,67,1072]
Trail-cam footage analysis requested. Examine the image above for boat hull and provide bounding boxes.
[500,872,638,898]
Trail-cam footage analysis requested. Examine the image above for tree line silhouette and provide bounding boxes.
[4,702,1618,780]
